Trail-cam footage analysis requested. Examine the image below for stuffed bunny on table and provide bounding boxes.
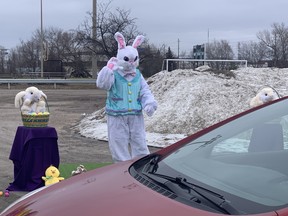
[15,86,47,114]
[96,32,157,162]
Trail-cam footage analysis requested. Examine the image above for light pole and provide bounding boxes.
[91,0,97,78]
[40,0,44,78]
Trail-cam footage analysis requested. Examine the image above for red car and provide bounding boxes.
[2,97,288,216]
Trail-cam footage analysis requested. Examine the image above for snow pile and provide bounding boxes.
[77,67,288,148]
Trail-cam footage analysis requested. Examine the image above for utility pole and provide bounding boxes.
[92,0,98,79]
[205,28,210,60]
[177,38,180,58]
[40,0,44,78]
[177,38,180,69]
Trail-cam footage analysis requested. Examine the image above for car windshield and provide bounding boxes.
[161,99,288,208]
[132,98,288,214]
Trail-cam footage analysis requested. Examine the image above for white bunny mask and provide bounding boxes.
[114,32,145,72]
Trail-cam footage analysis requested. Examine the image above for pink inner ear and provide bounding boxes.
[133,41,139,48]
[117,36,125,49]
[133,39,141,48]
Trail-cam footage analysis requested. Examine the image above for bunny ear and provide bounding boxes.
[14,91,26,108]
[114,32,126,49]
[132,35,145,48]
[39,90,47,99]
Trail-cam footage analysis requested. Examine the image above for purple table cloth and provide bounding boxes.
[7,126,59,192]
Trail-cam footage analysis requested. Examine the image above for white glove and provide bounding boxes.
[144,104,156,117]
[107,57,119,70]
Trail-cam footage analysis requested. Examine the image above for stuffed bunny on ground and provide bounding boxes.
[249,87,279,108]
[96,32,157,162]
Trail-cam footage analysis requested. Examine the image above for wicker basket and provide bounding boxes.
[21,98,50,128]
[21,113,49,127]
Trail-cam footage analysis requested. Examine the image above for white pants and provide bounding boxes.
[107,114,150,162]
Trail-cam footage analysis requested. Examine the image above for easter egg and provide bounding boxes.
[0,191,3,196]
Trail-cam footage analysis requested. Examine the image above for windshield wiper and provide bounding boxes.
[142,171,240,215]
[142,155,161,173]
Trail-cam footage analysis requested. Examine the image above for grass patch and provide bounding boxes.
[58,162,112,179]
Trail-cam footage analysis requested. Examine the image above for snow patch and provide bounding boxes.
[77,67,288,148]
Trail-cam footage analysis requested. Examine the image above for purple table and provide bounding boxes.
[7,126,59,192]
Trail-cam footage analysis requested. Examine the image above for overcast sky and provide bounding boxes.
[1,0,287,54]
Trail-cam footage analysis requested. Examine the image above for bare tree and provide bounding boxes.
[18,40,40,73]
[0,46,9,75]
[77,1,142,59]
[257,22,288,67]
[75,0,168,76]
[3,1,176,78]
[6,29,45,77]
[7,27,93,78]
[140,44,165,76]
[206,40,234,70]
[43,27,91,77]
[238,41,268,67]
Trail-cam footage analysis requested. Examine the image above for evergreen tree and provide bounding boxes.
[165,47,176,71]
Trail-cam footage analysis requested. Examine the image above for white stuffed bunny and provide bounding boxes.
[96,32,157,162]
[15,86,47,114]
[250,87,279,108]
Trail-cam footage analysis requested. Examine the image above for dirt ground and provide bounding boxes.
[0,84,159,212]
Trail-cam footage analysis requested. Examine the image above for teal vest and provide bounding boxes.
[106,70,142,116]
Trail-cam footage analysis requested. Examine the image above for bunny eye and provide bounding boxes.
[134,56,138,61]
[124,56,129,62]
[265,93,268,96]
[30,92,33,95]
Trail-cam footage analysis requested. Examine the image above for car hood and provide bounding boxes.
[1,161,280,216]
